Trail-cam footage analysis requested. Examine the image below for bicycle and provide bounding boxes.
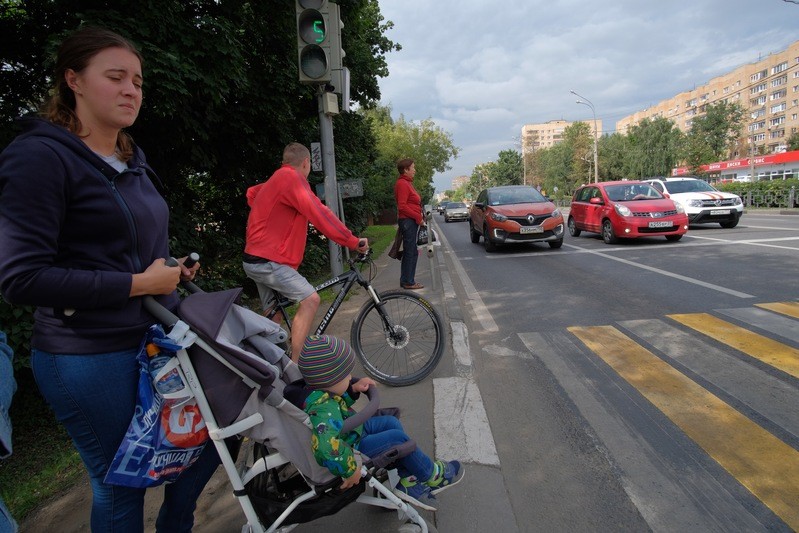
[267,250,445,386]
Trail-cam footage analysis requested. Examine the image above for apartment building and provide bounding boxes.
[521,119,603,152]
[617,40,799,157]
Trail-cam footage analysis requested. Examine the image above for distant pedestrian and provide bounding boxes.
[394,158,424,289]
[0,331,17,533]
[0,26,217,531]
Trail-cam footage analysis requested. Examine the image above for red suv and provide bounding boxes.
[469,185,564,251]
[568,181,688,244]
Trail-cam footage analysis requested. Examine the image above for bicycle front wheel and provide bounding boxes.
[350,290,445,386]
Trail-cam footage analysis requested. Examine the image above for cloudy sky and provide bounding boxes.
[376,0,799,193]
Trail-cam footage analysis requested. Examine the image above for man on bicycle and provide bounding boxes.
[243,142,369,362]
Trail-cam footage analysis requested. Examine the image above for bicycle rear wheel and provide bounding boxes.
[350,290,445,386]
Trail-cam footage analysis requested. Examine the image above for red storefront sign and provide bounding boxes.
[672,150,799,176]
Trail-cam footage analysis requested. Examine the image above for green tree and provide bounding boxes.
[787,132,799,151]
[489,149,523,186]
[682,101,746,171]
[363,105,459,203]
[626,117,684,178]
[0,0,400,356]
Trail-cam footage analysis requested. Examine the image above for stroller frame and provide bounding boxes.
[144,292,435,533]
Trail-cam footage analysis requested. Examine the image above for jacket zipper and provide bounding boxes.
[109,172,143,273]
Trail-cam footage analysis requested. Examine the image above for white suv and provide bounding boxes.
[643,177,743,228]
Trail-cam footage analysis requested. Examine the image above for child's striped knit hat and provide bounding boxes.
[298,335,356,389]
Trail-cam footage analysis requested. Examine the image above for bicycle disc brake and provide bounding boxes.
[385,325,410,349]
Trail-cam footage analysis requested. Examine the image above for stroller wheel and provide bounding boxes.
[398,522,438,533]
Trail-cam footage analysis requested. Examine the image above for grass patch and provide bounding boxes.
[0,369,84,521]
[2,224,397,520]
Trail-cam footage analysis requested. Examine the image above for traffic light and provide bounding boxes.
[327,2,348,96]
[296,0,332,84]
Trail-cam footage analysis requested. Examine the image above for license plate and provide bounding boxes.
[520,225,543,234]
[648,221,672,228]
[710,209,730,215]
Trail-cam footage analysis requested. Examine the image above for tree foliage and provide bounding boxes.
[363,105,459,203]
[681,101,746,172]
[0,0,410,358]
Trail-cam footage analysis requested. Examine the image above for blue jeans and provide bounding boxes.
[356,416,433,481]
[32,348,221,533]
[398,218,419,286]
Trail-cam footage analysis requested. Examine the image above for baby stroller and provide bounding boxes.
[143,279,438,533]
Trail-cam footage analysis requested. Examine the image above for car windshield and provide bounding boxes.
[448,202,466,208]
[488,187,546,206]
[666,179,717,193]
[604,184,663,202]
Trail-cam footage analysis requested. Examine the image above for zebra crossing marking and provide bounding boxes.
[569,324,799,530]
[756,301,799,320]
[668,313,799,379]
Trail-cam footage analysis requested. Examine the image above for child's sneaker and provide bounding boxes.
[425,460,464,495]
[394,476,438,511]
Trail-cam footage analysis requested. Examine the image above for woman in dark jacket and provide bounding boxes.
[0,27,218,532]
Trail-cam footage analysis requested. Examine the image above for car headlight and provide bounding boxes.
[674,203,685,214]
[614,204,632,217]
[687,199,703,208]
[552,208,562,218]
[733,197,742,206]
[490,212,507,222]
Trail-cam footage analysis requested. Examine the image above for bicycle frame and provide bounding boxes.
[272,256,383,335]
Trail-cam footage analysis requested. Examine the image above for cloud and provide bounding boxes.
[377,0,799,192]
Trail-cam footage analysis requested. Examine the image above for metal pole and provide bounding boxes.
[571,90,599,183]
[318,87,343,277]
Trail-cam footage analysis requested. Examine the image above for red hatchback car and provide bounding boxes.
[568,181,688,244]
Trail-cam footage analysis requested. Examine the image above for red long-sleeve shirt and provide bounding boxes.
[394,174,422,224]
[244,165,359,269]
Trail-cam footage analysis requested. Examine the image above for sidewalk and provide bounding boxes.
[20,240,453,532]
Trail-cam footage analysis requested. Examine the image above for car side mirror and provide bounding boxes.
[663,193,670,198]
[589,197,603,205]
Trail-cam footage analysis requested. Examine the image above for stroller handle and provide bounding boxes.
[341,384,380,434]
[142,254,203,327]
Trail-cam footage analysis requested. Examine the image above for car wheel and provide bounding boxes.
[665,234,683,242]
[483,225,497,252]
[469,222,480,243]
[601,219,618,244]
[549,239,563,249]
[567,216,581,237]
[719,218,739,229]
[444,216,450,223]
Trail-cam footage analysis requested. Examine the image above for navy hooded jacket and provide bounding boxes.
[0,117,178,354]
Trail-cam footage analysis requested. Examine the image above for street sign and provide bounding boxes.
[310,142,323,171]
[314,178,363,200]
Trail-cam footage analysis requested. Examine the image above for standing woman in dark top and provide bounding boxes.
[394,158,425,289]
[0,27,219,531]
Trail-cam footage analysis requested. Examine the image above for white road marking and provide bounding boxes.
[435,226,499,332]
[451,321,472,367]
[434,377,500,466]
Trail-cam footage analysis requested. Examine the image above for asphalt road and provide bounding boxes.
[437,210,799,532]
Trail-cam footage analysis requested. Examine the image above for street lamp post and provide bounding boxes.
[571,90,599,183]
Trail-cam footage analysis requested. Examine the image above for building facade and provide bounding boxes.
[521,119,603,152]
[617,40,799,157]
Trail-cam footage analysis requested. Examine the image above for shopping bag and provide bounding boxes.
[416,225,429,246]
[388,227,403,260]
[104,324,209,488]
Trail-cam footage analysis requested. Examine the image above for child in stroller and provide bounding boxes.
[143,282,461,532]
[288,335,464,511]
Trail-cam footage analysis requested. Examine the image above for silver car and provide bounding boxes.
[443,202,469,222]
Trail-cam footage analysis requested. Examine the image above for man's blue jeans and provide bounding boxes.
[398,218,419,287]
[32,348,220,533]
[356,415,433,481]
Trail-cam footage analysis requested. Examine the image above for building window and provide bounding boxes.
[751,109,765,118]
[770,89,787,100]
[771,102,787,113]
[772,61,788,74]
[771,75,787,87]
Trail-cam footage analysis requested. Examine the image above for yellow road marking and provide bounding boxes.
[668,313,799,379]
[569,325,799,529]
[756,301,799,320]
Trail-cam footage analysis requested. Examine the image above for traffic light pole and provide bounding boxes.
[318,86,344,277]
